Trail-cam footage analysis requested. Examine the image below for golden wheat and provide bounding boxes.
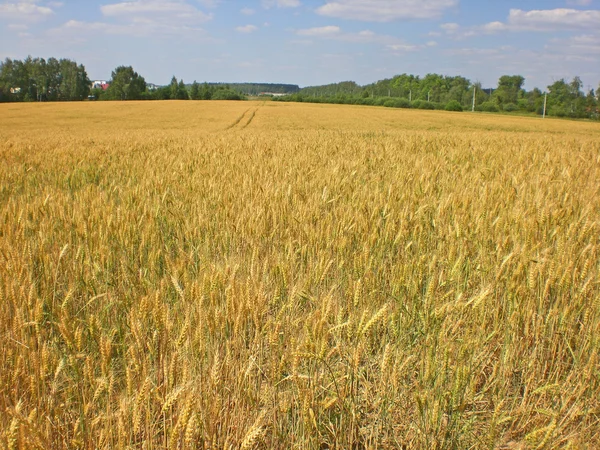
[0,100,599,449]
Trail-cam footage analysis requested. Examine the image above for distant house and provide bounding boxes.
[10,87,22,94]
[259,92,287,97]
[91,81,109,91]
[147,83,159,91]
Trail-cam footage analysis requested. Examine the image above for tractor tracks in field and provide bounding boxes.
[225,108,250,130]
[225,103,263,131]
[241,109,257,129]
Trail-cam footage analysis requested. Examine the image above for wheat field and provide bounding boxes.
[0,101,599,449]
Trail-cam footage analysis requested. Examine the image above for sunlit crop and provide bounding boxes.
[1,101,599,449]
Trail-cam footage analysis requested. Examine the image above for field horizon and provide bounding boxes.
[1,101,599,449]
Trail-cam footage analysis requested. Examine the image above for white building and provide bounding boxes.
[91,80,109,90]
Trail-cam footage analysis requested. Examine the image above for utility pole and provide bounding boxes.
[543,93,547,119]
[428,91,430,102]
[409,90,412,102]
[388,89,390,97]
[472,86,476,112]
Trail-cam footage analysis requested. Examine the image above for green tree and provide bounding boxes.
[586,88,597,110]
[0,56,91,102]
[58,59,90,101]
[190,81,200,100]
[546,78,589,117]
[494,75,525,106]
[469,81,490,107]
[169,76,179,100]
[106,66,146,100]
[420,73,445,102]
[152,86,171,100]
[200,83,213,100]
[0,58,27,101]
[446,76,470,105]
[177,80,188,100]
[29,57,48,101]
[46,57,61,101]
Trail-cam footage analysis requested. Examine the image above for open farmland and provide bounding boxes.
[1,101,599,449]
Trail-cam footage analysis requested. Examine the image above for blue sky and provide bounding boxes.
[1,0,599,90]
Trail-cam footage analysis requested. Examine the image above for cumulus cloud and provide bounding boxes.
[46,1,212,39]
[566,0,593,5]
[100,1,212,22]
[296,25,341,36]
[316,0,457,22]
[548,33,600,54]
[47,0,212,39]
[438,8,600,39]
[440,22,459,32]
[507,8,600,30]
[386,43,419,51]
[235,24,258,33]
[294,25,431,54]
[53,18,207,38]
[262,0,300,8]
[0,1,55,22]
[7,23,28,30]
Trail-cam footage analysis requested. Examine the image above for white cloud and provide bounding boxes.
[236,24,258,33]
[566,0,593,5]
[296,25,340,36]
[7,23,28,30]
[440,22,459,32]
[240,7,255,15]
[548,34,600,54]
[197,0,220,7]
[386,40,436,53]
[386,43,419,52]
[237,59,264,68]
[51,15,209,39]
[54,18,206,37]
[479,21,508,33]
[438,8,600,39]
[50,0,212,38]
[507,8,600,31]
[294,25,430,54]
[316,0,457,22]
[289,38,313,45]
[262,0,300,8]
[0,1,54,22]
[357,30,374,37]
[100,1,212,22]
[294,24,433,54]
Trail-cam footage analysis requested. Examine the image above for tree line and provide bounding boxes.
[93,71,246,101]
[0,56,90,102]
[0,57,247,103]
[277,74,600,119]
[205,83,299,96]
[1,56,598,119]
